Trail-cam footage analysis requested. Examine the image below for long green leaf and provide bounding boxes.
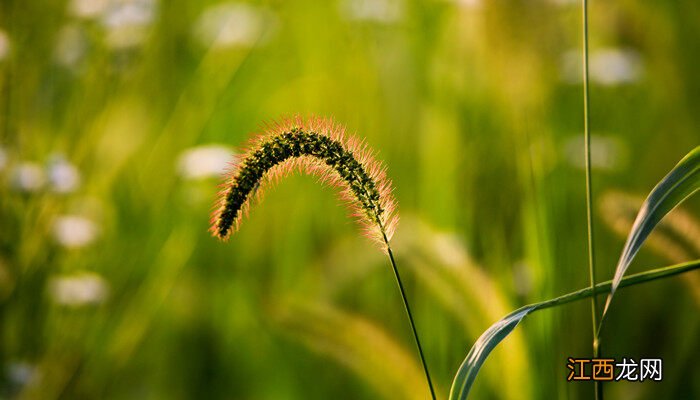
[449,305,536,400]
[600,146,700,325]
[448,259,700,400]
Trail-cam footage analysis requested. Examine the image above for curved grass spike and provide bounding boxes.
[211,117,397,245]
[211,116,436,400]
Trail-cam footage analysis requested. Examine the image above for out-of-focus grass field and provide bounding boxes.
[1,1,699,399]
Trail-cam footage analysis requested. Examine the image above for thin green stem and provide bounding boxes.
[530,259,700,313]
[581,0,602,397]
[382,231,436,400]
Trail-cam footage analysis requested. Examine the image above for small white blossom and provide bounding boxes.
[451,0,481,8]
[193,3,275,49]
[49,272,109,306]
[101,0,157,49]
[68,0,109,19]
[102,0,155,29]
[47,155,81,193]
[52,215,98,248]
[590,49,643,85]
[54,25,88,69]
[11,162,46,192]
[0,29,10,61]
[7,362,39,387]
[564,134,627,171]
[177,144,234,180]
[339,0,404,23]
[560,48,643,86]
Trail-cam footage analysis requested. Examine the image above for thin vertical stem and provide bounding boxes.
[582,1,603,399]
[383,231,436,400]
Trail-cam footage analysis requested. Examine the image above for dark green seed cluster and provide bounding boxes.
[215,128,384,238]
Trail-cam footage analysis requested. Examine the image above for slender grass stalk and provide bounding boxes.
[383,230,436,400]
[581,0,602,398]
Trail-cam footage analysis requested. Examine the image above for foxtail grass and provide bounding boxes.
[211,117,397,247]
[211,116,436,400]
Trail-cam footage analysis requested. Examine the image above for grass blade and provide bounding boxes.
[599,190,700,264]
[600,146,700,330]
[448,259,700,400]
[599,190,700,305]
[448,305,537,400]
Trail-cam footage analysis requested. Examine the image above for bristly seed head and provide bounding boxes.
[210,116,398,249]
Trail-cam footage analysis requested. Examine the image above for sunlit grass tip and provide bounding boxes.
[210,116,398,249]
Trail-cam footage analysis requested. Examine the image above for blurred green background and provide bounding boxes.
[1,0,699,399]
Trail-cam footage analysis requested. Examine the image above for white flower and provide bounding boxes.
[49,272,109,306]
[7,362,39,387]
[54,25,88,69]
[11,162,46,192]
[68,0,109,19]
[177,144,234,180]
[102,0,155,29]
[52,215,98,248]
[451,0,481,8]
[563,134,627,171]
[590,49,643,85]
[339,0,404,23]
[47,155,81,193]
[193,3,275,49]
[560,48,643,86]
[101,0,157,49]
[0,29,9,61]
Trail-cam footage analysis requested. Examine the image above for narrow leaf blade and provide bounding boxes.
[449,259,700,400]
[602,146,700,320]
[448,305,537,400]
